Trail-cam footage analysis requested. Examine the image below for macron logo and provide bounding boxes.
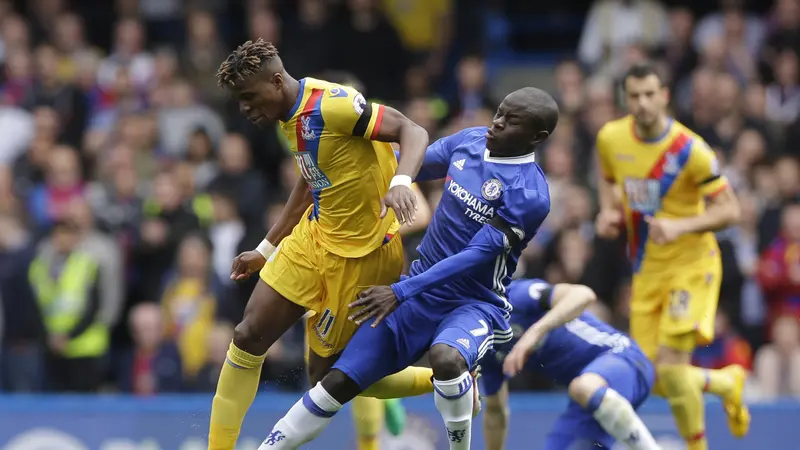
[453,159,466,170]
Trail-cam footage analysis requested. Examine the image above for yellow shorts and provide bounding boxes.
[260,217,404,357]
[629,255,721,360]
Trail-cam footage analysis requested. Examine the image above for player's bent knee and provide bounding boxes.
[320,369,363,405]
[429,343,468,380]
[232,320,269,355]
[568,373,608,407]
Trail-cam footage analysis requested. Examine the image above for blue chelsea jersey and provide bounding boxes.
[403,127,550,314]
[481,279,649,395]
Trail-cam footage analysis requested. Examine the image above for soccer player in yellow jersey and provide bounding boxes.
[207,39,434,450]
[595,62,749,450]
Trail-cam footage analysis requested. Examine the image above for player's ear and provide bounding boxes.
[271,72,283,90]
[531,130,549,147]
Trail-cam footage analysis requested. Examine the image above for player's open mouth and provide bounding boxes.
[485,129,496,140]
[249,115,267,124]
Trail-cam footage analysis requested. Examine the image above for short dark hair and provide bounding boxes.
[622,62,663,89]
[521,87,559,134]
[216,38,279,87]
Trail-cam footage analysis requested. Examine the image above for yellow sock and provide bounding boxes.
[657,364,708,450]
[689,365,736,399]
[208,342,266,450]
[352,396,383,450]
[361,366,433,399]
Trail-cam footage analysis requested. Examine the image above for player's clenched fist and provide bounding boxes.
[381,185,418,224]
[230,250,267,281]
[595,208,622,239]
[644,216,683,245]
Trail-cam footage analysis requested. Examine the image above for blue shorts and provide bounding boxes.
[333,294,511,389]
[544,352,655,450]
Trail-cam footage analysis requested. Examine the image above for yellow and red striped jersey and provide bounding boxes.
[280,77,400,258]
[596,115,728,272]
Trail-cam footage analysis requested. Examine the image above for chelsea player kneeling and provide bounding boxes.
[482,279,660,450]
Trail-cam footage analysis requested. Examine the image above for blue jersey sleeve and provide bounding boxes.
[413,127,485,182]
[495,186,550,244]
[391,182,549,302]
[391,223,509,301]
[479,351,507,397]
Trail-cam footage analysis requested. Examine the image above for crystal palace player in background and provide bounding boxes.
[256,87,556,450]
[482,279,659,450]
[208,39,436,450]
[595,62,747,450]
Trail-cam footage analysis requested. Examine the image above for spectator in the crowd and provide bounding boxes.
[578,0,669,76]
[662,7,699,92]
[134,170,200,301]
[693,310,754,371]
[0,101,34,166]
[207,133,266,226]
[0,212,43,392]
[552,60,585,117]
[25,43,88,148]
[754,314,800,398]
[52,12,102,84]
[448,55,494,123]
[26,145,85,231]
[758,202,800,328]
[119,302,183,395]
[331,0,409,102]
[761,0,800,76]
[97,18,154,91]
[207,186,245,292]
[723,190,767,348]
[157,79,225,159]
[382,0,453,78]
[64,198,124,330]
[765,49,800,125]
[0,14,31,61]
[160,233,221,380]
[759,155,800,251]
[280,0,334,78]
[693,0,765,60]
[30,219,108,392]
[184,128,218,193]
[182,10,227,110]
[2,48,34,106]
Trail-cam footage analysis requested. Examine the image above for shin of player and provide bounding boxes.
[571,374,659,450]
[429,344,476,450]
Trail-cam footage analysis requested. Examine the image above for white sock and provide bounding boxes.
[588,386,660,450]
[433,372,474,450]
[258,382,342,449]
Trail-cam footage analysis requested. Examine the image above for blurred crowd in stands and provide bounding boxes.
[0,0,799,401]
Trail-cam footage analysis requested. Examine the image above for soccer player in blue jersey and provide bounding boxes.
[256,87,557,450]
[482,279,659,450]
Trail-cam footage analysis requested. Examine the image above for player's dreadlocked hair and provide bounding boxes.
[216,38,279,87]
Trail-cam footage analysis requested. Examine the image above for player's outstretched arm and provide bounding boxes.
[483,383,510,450]
[230,177,312,280]
[503,284,597,376]
[370,106,429,224]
